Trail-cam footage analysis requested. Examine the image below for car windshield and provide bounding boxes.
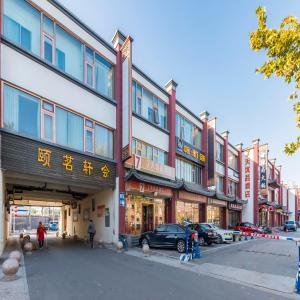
[201,224,211,230]
[211,224,220,230]
[287,221,295,224]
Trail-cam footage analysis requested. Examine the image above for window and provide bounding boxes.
[43,15,54,36]
[132,81,168,130]
[95,53,114,98]
[43,35,53,64]
[3,0,41,55]
[216,143,224,162]
[42,101,54,142]
[56,107,84,151]
[228,151,238,170]
[95,124,113,159]
[166,225,179,233]
[4,84,40,138]
[216,175,224,193]
[176,113,201,149]
[55,25,84,81]
[85,119,94,153]
[85,47,94,87]
[132,139,167,165]
[176,158,202,185]
[176,201,199,224]
[228,180,237,197]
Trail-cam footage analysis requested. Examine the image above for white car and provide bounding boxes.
[201,223,233,244]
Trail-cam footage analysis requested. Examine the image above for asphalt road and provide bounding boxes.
[24,237,290,300]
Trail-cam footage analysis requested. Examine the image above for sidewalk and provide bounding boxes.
[0,238,30,300]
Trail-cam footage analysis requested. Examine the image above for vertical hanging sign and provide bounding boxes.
[121,36,133,161]
[244,150,252,200]
[259,144,268,194]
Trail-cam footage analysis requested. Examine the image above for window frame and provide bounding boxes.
[41,100,55,142]
[84,119,94,153]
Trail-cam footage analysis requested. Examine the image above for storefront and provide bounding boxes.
[259,205,268,226]
[175,191,207,224]
[207,198,227,228]
[228,203,242,229]
[124,180,172,235]
[275,208,283,227]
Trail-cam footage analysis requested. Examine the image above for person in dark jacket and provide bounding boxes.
[87,220,96,248]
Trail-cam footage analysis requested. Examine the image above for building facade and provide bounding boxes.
[0,1,298,253]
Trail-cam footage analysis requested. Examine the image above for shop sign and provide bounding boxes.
[1,132,116,188]
[119,192,125,207]
[178,191,207,203]
[125,155,175,180]
[228,203,243,210]
[125,180,172,198]
[244,150,252,199]
[176,137,206,165]
[207,198,227,207]
[259,144,268,191]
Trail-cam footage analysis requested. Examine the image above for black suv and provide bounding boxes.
[139,224,196,253]
[188,223,217,245]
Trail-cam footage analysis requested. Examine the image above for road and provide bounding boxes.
[23,232,300,300]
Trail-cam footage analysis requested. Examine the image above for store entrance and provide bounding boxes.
[142,204,154,232]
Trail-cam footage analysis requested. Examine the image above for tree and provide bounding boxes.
[250,6,300,154]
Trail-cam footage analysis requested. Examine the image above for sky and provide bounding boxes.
[59,0,300,186]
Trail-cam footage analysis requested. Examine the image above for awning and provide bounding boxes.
[180,181,215,197]
[215,192,235,202]
[125,170,181,189]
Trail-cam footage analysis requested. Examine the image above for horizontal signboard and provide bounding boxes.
[1,131,116,188]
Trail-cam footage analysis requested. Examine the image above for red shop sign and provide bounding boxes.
[228,203,243,211]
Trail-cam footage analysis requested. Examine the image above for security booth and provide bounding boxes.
[0,131,117,250]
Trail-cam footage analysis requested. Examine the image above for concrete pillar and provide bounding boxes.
[200,111,209,188]
[221,131,229,195]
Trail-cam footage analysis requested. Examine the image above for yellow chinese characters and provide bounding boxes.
[191,149,198,159]
[37,148,52,168]
[101,165,110,178]
[83,160,93,175]
[183,145,190,155]
[199,153,206,163]
[63,155,74,172]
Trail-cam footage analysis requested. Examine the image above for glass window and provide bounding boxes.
[216,143,224,162]
[85,47,94,63]
[184,119,193,144]
[207,205,221,225]
[132,81,136,113]
[86,64,93,87]
[56,107,84,151]
[95,124,113,159]
[176,201,199,224]
[55,25,84,81]
[43,114,53,141]
[228,151,238,170]
[85,130,93,153]
[166,225,178,233]
[44,35,53,64]
[176,158,202,185]
[3,0,41,55]
[85,119,93,128]
[193,127,201,149]
[4,84,40,138]
[228,180,237,197]
[216,175,224,193]
[95,53,114,98]
[43,101,54,112]
[43,15,54,36]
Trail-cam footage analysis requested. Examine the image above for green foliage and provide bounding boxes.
[250,6,300,154]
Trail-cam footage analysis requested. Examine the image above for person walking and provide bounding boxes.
[37,221,47,249]
[87,220,96,248]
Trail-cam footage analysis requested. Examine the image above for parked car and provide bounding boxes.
[283,221,297,232]
[201,223,233,244]
[139,224,196,253]
[236,222,263,234]
[188,223,218,245]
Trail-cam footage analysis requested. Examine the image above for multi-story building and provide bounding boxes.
[207,119,245,229]
[0,1,298,254]
[0,0,119,253]
[241,139,295,227]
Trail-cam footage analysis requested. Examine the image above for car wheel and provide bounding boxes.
[207,240,213,246]
[177,240,186,253]
[199,237,205,246]
[141,238,149,247]
[216,234,223,244]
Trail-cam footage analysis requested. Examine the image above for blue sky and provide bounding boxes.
[59,0,300,186]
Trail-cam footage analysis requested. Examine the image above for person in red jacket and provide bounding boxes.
[37,222,47,249]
